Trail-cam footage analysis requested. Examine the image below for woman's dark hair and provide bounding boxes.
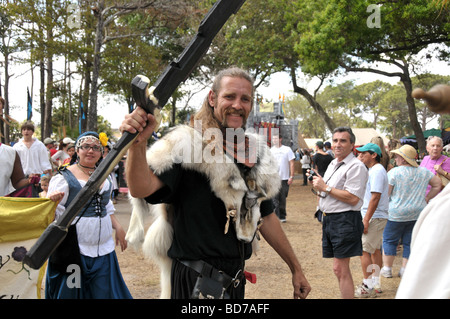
[70,131,103,166]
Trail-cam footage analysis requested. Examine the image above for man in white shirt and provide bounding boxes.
[355,143,389,297]
[311,127,368,299]
[270,134,295,222]
[13,121,52,177]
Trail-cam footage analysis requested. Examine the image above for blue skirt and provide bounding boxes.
[45,251,132,299]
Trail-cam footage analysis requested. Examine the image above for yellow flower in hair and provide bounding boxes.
[99,132,108,147]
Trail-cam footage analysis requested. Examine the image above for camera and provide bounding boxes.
[308,170,317,181]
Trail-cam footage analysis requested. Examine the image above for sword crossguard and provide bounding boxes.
[131,75,162,131]
[131,75,159,112]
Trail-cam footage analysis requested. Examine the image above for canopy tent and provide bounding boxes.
[303,138,323,149]
[297,134,309,149]
[400,128,441,143]
[351,128,389,147]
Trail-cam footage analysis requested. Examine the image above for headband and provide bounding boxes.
[75,132,108,151]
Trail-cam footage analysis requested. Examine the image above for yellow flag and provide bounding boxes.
[0,197,56,243]
[0,197,56,298]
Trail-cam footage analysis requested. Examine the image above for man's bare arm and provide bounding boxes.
[121,107,165,198]
[259,213,311,299]
[11,152,29,190]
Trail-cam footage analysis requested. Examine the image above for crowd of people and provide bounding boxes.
[1,69,449,300]
[304,131,449,298]
[1,96,128,299]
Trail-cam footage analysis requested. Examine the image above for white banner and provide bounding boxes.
[0,239,47,299]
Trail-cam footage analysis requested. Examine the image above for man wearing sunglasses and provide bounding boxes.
[310,127,368,299]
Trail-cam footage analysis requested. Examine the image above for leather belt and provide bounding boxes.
[179,259,238,288]
[323,210,360,217]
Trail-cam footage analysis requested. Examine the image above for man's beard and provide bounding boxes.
[220,108,248,128]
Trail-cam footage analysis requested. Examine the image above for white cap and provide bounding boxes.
[63,137,75,144]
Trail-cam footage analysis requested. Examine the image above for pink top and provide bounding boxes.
[420,155,450,194]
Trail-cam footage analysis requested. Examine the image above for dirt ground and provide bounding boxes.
[113,177,403,299]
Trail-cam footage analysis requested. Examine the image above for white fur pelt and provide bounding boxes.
[125,125,281,299]
[126,196,173,299]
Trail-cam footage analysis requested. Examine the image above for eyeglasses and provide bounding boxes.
[311,188,328,198]
[79,145,102,152]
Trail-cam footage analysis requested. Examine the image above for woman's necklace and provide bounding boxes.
[77,163,95,176]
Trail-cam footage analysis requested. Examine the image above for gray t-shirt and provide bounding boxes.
[361,163,389,219]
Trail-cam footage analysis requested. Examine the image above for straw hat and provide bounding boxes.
[390,144,418,167]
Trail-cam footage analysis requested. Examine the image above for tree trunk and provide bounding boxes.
[289,67,336,132]
[44,57,53,139]
[80,25,94,134]
[391,117,397,139]
[68,58,72,130]
[40,60,45,136]
[82,71,90,132]
[171,95,177,126]
[87,0,105,132]
[399,63,425,154]
[3,49,10,144]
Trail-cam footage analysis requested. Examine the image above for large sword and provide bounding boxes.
[23,0,247,270]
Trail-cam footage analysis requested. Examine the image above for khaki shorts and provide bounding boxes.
[362,218,387,254]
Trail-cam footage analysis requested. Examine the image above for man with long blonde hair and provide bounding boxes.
[193,67,254,132]
[121,67,310,299]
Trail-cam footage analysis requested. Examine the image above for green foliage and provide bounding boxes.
[222,0,297,85]
[285,75,449,140]
[1,0,208,138]
[290,0,450,75]
[101,36,162,105]
[2,0,449,144]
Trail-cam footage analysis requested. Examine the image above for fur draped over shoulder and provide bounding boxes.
[147,124,280,240]
[125,125,281,298]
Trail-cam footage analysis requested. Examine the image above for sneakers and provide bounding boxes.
[354,284,376,298]
[373,283,383,294]
[380,267,392,278]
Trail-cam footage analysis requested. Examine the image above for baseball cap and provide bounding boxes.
[63,137,75,144]
[356,143,382,156]
[43,137,55,145]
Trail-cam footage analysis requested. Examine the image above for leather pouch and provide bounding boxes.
[191,275,230,299]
